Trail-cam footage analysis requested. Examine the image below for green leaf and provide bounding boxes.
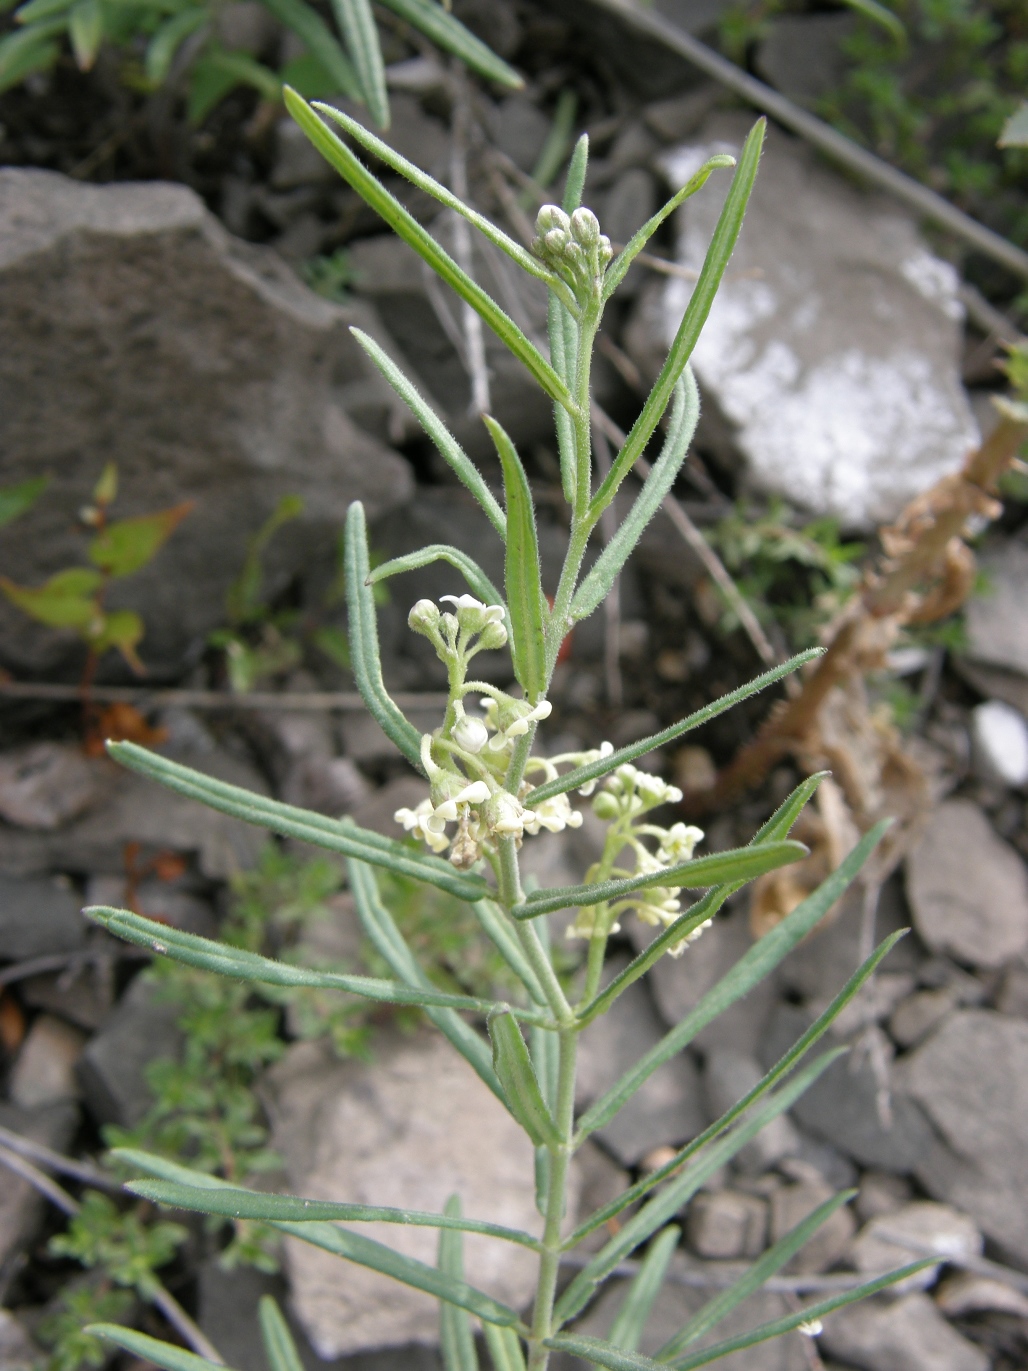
[226,493,304,625]
[350,330,506,536]
[602,154,736,302]
[0,566,101,631]
[347,857,506,1100]
[513,841,807,920]
[547,293,579,504]
[999,99,1028,149]
[145,8,207,84]
[483,1325,526,1371]
[284,89,574,412]
[592,119,764,517]
[555,1053,841,1324]
[0,26,59,88]
[105,740,490,903]
[561,133,589,212]
[473,900,547,1006]
[258,1297,304,1371]
[439,1197,480,1371]
[608,1225,680,1354]
[657,1193,856,1358]
[91,608,144,666]
[13,0,71,20]
[85,1327,230,1371]
[527,88,577,193]
[89,502,191,577]
[125,1179,540,1249]
[485,416,547,701]
[488,1008,561,1147]
[573,369,700,619]
[68,0,101,68]
[329,0,387,126]
[574,822,887,1141]
[92,461,118,506]
[568,929,907,1248]
[542,1339,661,1371]
[0,476,48,528]
[750,772,828,844]
[189,47,282,119]
[838,0,905,42]
[375,0,522,89]
[261,0,359,98]
[345,501,425,769]
[523,649,820,806]
[369,545,505,618]
[666,1262,935,1370]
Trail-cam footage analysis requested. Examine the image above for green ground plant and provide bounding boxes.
[81,94,929,1371]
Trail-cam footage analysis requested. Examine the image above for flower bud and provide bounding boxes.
[535,204,570,237]
[570,207,601,246]
[592,790,620,821]
[478,619,508,650]
[452,715,489,754]
[408,599,440,633]
[544,228,568,255]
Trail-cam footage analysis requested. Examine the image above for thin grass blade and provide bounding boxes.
[258,1297,304,1371]
[284,89,573,411]
[368,545,505,617]
[345,500,425,768]
[608,1225,681,1353]
[329,0,388,127]
[350,330,506,535]
[575,822,887,1139]
[375,0,522,89]
[439,1197,480,1371]
[513,841,807,920]
[523,649,820,806]
[85,1328,229,1371]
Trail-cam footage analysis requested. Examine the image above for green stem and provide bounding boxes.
[527,1027,577,1371]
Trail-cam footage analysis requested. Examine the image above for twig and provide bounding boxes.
[587,0,1028,283]
[449,64,491,416]
[0,1143,81,1216]
[0,946,147,990]
[147,1285,225,1365]
[0,682,449,712]
[0,1124,120,1193]
[958,283,1027,347]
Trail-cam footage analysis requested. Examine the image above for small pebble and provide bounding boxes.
[971,700,1028,788]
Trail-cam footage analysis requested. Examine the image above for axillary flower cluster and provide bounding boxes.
[393,593,706,952]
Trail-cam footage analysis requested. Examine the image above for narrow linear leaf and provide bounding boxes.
[602,154,736,301]
[485,416,548,700]
[555,1054,841,1324]
[656,1193,856,1358]
[0,22,63,92]
[513,841,807,920]
[145,9,207,83]
[488,1009,561,1148]
[13,0,73,22]
[575,822,888,1140]
[368,546,504,617]
[0,475,48,528]
[608,1225,681,1354]
[483,1325,526,1371]
[475,900,547,1005]
[261,0,359,97]
[573,370,699,620]
[345,501,425,768]
[105,740,489,903]
[561,133,589,212]
[86,1327,229,1371]
[126,1179,540,1249]
[258,1297,304,1371]
[350,330,506,535]
[751,772,828,844]
[439,1197,480,1371]
[375,0,523,89]
[839,0,905,42]
[523,649,821,805]
[68,0,102,69]
[347,857,506,1099]
[329,0,388,127]
[592,119,765,515]
[568,929,907,1247]
[285,88,574,411]
[544,1335,664,1371]
[548,293,579,504]
[666,1262,935,1370]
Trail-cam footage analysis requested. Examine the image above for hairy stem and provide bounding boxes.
[527,1027,577,1371]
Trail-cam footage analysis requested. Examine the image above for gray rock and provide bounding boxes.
[935,1271,1028,1319]
[855,1170,913,1223]
[686,1188,767,1260]
[755,13,855,105]
[768,1177,855,1273]
[905,800,1028,969]
[484,95,550,172]
[600,169,658,295]
[0,743,100,830]
[657,117,977,529]
[0,168,412,675]
[897,1009,1028,1265]
[77,974,182,1126]
[85,875,217,938]
[9,1014,86,1109]
[0,1308,42,1371]
[702,1048,800,1174]
[964,537,1028,677]
[970,698,1028,788]
[849,1201,982,1294]
[820,1292,988,1371]
[0,1101,78,1265]
[0,873,85,959]
[19,964,114,1031]
[889,986,959,1048]
[576,954,706,1167]
[263,1032,548,1356]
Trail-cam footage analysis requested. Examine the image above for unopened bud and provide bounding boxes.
[452,715,489,754]
[592,791,620,821]
[570,207,601,246]
[409,599,440,633]
[535,204,570,237]
[478,619,508,650]
[544,228,568,255]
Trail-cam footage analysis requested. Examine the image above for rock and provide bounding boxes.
[935,1271,1028,1319]
[263,1031,547,1356]
[656,117,977,529]
[245,700,371,815]
[702,1048,800,1174]
[820,1292,988,1371]
[573,1141,633,1254]
[956,660,1028,719]
[759,1005,935,1172]
[996,961,1028,1017]
[19,964,113,1031]
[0,874,85,959]
[855,1170,913,1224]
[964,537,1028,677]
[0,1309,42,1371]
[896,1009,1028,1265]
[0,743,100,830]
[77,974,182,1126]
[599,169,658,295]
[339,710,442,765]
[849,1201,982,1293]
[889,987,959,1048]
[970,699,1028,788]
[686,1188,767,1260]
[349,775,430,839]
[0,168,412,676]
[0,1101,78,1265]
[271,118,340,189]
[769,1178,855,1273]
[576,954,706,1167]
[484,95,550,172]
[905,800,1028,969]
[451,0,520,57]
[85,875,217,937]
[9,1014,86,1108]
[755,13,855,105]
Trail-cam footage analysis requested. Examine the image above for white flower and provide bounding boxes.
[394,799,450,854]
[667,917,713,958]
[577,742,614,795]
[484,790,535,839]
[485,698,553,751]
[434,780,491,822]
[452,714,489,754]
[797,1320,823,1338]
[657,823,705,866]
[523,792,583,835]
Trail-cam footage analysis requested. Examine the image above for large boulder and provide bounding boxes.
[0,168,413,675]
[652,116,978,529]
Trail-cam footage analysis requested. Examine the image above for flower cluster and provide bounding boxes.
[531,204,613,302]
[408,593,507,671]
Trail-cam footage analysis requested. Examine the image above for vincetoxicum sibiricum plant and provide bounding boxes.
[83,94,930,1371]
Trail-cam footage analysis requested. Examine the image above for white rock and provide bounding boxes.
[263,1032,550,1356]
[970,699,1028,787]
[849,1201,982,1293]
[658,117,977,529]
